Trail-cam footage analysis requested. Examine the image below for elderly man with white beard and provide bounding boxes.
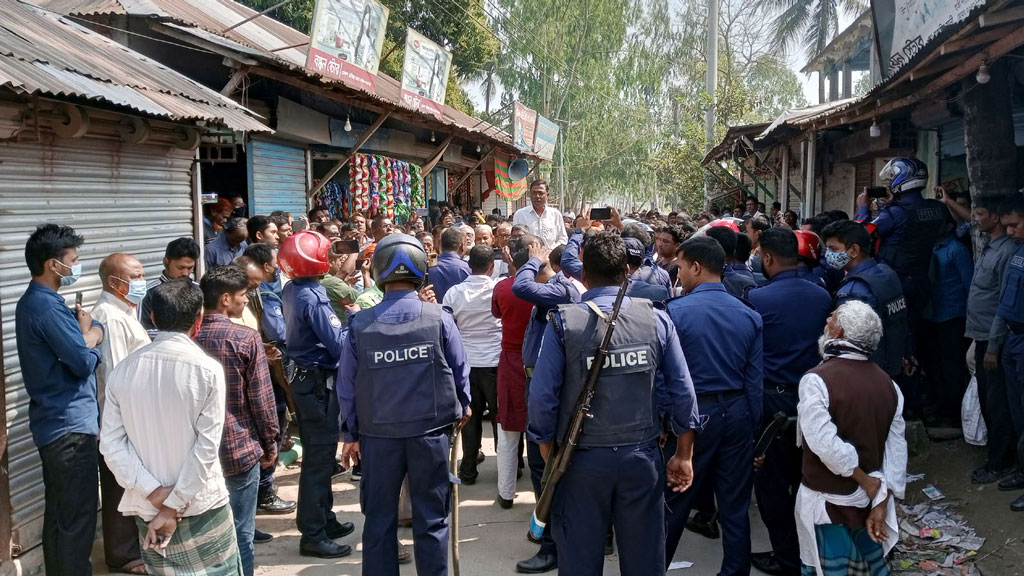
[795,300,907,576]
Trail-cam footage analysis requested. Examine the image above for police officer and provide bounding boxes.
[278,231,355,558]
[623,237,672,301]
[747,228,833,576]
[512,234,581,573]
[822,220,909,379]
[665,235,764,575]
[994,194,1024,512]
[337,233,472,576]
[527,231,699,575]
[792,229,829,291]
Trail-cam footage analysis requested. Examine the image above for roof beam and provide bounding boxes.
[980,5,1024,27]
[151,22,258,66]
[941,26,1009,54]
[307,111,392,197]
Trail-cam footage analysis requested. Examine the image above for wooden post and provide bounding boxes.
[307,111,392,198]
[449,145,497,192]
[421,134,456,175]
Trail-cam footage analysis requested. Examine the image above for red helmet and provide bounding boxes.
[278,230,330,278]
[793,230,821,263]
[708,218,741,232]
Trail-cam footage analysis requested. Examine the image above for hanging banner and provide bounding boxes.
[513,101,537,151]
[494,151,527,200]
[306,0,389,92]
[399,28,453,120]
[872,0,984,78]
[533,114,559,161]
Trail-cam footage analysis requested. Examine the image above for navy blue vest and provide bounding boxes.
[997,246,1024,324]
[845,262,908,376]
[556,300,661,448]
[351,303,461,438]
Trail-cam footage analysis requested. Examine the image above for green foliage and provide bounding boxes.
[768,0,866,58]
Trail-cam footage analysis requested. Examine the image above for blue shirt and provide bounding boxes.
[835,259,883,308]
[15,281,103,447]
[526,286,700,443]
[665,282,763,424]
[997,242,1024,324]
[927,234,973,323]
[723,263,758,299]
[281,278,344,370]
[796,264,828,290]
[259,281,287,346]
[856,190,923,248]
[428,252,471,303]
[512,257,581,366]
[204,233,247,269]
[560,231,585,281]
[747,270,832,384]
[337,290,472,442]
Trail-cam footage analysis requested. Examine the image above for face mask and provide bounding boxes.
[113,276,148,304]
[56,260,82,287]
[825,249,851,270]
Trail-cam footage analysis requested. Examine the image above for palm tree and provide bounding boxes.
[475,62,498,116]
[769,0,865,58]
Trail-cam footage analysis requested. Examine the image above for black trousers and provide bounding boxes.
[920,317,970,423]
[460,366,498,479]
[99,455,142,570]
[976,340,1017,470]
[38,432,98,576]
[753,386,801,573]
[292,368,340,543]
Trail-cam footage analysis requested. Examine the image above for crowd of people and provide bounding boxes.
[13,160,1024,576]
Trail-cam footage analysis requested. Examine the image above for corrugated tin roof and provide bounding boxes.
[0,0,268,131]
[35,0,525,151]
[756,97,860,141]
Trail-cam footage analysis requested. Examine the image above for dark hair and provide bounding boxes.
[511,224,529,236]
[803,214,829,236]
[151,278,203,332]
[315,221,339,236]
[998,193,1024,217]
[549,245,565,269]
[975,195,1005,215]
[677,236,725,275]
[529,179,548,191]
[580,231,627,286]
[759,227,799,264]
[621,223,652,248]
[655,225,684,243]
[440,227,464,252]
[25,223,84,276]
[223,217,247,234]
[243,242,274,268]
[246,215,272,241]
[734,232,753,262]
[822,219,872,253]
[308,207,328,220]
[269,210,291,227]
[704,226,737,257]
[771,202,781,210]
[415,231,433,243]
[165,237,200,261]
[233,255,256,270]
[468,244,494,274]
[745,215,770,233]
[512,246,533,270]
[372,214,390,228]
[200,265,249,310]
[826,210,850,222]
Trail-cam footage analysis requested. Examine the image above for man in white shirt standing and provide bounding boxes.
[443,245,504,493]
[513,180,568,249]
[100,279,242,575]
[93,253,151,575]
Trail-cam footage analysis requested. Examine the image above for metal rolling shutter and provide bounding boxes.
[0,136,194,559]
[248,139,307,216]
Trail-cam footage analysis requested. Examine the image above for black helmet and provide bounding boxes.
[372,233,428,288]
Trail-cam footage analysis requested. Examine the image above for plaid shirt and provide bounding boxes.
[195,313,279,477]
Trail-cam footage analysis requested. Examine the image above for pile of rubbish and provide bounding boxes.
[892,483,985,575]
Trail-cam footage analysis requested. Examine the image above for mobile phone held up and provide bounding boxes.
[865,186,889,199]
[590,207,612,221]
[331,239,360,255]
[75,291,83,308]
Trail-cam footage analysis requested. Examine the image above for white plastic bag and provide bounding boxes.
[962,376,987,446]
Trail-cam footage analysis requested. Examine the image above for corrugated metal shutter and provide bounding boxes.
[248,139,307,216]
[0,136,194,558]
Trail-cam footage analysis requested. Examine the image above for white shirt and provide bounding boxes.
[442,275,502,368]
[92,291,151,403]
[513,205,568,248]
[795,366,907,575]
[100,332,229,521]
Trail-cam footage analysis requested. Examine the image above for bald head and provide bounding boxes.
[99,253,144,304]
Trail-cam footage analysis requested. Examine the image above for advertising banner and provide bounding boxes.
[306,0,389,92]
[400,28,453,120]
[533,114,559,160]
[873,0,985,77]
[513,101,537,151]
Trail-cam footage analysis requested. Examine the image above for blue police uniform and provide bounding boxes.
[796,263,828,290]
[723,263,758,299]
[836,258,909,377]
[428,251,471,303]
[337,290,471,576]
[281,278,347,547]
[664,281,763,575]
[747,269,832,574]
[997,243,1024,476]
[528,287,699,575]
[559,231,586,281]
[633,257,674,294]
[560,231,674,296]
[256,281,289,500]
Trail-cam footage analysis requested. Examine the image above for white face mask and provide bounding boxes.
[114,276,147,305]
[56,260,82,287]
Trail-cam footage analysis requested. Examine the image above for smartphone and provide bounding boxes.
[331,239,360,254]
[590,207,612,221]
[865,186,888,199]
[75,291,83,308]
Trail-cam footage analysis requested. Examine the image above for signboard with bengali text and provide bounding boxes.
[399,28,453,120]
[872,0,985,78]
[306,0,389,92]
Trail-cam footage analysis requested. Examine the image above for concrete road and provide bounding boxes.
[95,431,773,575]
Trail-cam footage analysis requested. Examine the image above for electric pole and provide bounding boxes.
[704,0,719,208]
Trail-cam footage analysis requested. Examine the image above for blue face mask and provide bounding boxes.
[114,276,148,305]
[825,249,852,271]
[56,260,82,287]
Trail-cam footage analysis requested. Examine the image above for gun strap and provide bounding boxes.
[585,301,606,319]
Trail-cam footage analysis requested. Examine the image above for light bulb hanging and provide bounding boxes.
[976,62,991,84]
[869,120,881,138]
[344,115,352,132]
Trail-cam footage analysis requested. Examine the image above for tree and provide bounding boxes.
[769,0,866,58]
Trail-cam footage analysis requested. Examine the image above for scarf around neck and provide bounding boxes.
[822,337,872,360]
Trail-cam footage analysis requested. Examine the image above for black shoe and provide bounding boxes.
[972,465,1014,485]
[253,529,274,544]
[751,551,795,576]
[351,463,362,479]
[477,452,486,464]
[332,462,349,480]
[604,533,614,556]
[326,521,356,540]
[300,539,352,558]
[458,471,478,485]
[686,511,720,540]
[517,467,523,480]
[1012,494,1024,512]
[257,492,297,515]
[999,471,1024,491]
[516,551,557,573]
[497,495,514,509]
[526,529,542,544]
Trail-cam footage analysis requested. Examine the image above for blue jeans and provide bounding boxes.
[225,463,260,576]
